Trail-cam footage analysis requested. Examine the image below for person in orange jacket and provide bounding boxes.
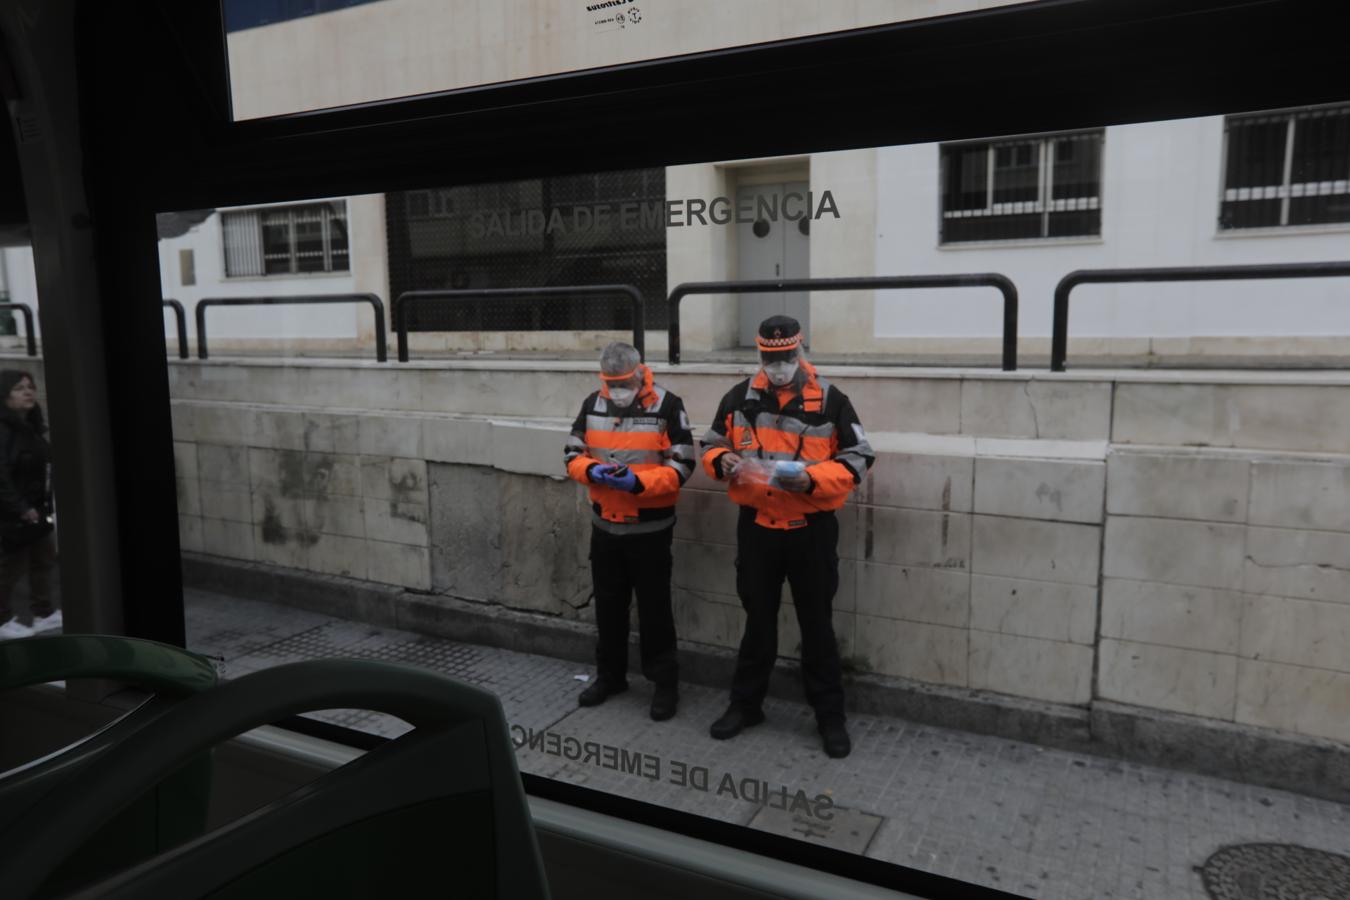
[564,342,695,720]
[699,316,874,757]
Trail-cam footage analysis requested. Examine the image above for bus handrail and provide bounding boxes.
[1051,262,1350,371]
[666,275,1019,370]
[194,294,388,362]
[393,285,646,362]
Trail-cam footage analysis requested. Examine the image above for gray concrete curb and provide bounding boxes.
[182,552,1350,804]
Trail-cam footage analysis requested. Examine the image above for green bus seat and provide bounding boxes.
[2,659,550,900]
[0,635,218,897]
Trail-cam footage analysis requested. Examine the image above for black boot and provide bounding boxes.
[709,704,765,740]
[818,717,851,758]
[578,677,628,707]
[650,683,679,721]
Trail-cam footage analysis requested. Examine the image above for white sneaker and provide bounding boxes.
[31,610,63,634]
[0,618,34,640]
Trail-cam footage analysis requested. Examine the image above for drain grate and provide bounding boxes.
[1200,843,1350,899]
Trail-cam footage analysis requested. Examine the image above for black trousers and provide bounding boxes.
[0,532,58,622]
[729,508,844,721]
[590,524,678,687]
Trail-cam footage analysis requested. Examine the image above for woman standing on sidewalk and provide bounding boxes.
[0,369,60,639]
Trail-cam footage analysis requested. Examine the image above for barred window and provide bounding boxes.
[1220,104,1350,229]
[940,130,1103,243]
[221,201,349,276]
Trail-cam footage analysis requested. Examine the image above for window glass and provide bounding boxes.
[0,244,69,649]
[1221,103,1350,229]
[162,105,1350,897]
[941,130,1103,243]
[221,0,1036,120]
[221,201,350,277]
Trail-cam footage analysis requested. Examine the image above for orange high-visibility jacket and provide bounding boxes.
[700,361,874,530]
[564,366,696,534]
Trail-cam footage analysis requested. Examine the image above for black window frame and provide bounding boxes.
[1219,101,1350,231]
[219,200,350,276]
[49,1,1350,897]
[939,128,1105,244]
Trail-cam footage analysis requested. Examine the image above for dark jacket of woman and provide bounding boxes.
[0,403,53,545]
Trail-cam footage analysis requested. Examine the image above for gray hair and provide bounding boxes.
[599,342,641,376]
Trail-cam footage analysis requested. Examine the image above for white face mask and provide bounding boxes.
[763,360,799,387]
[608,386,637,407]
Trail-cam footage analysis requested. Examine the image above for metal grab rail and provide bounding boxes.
[162,299,188,360]
[1051,262,1350,371]
[0,302,37,357]
[194,294,388,361]
[666,275,1020,370]
[393,285,646,362]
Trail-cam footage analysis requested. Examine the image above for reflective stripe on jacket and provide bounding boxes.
[564,367,696,534]
[699,361,874,530]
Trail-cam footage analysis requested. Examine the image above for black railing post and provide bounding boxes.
[194,294,388,361]
[0,303,38,357]
[665,275,1019,370]
[1051,276,1074,373]
[988,274,1018,372]
[667,287,687,365]
[1050,262,1350,371]
[366,294,388,362]
[195,299,208,360]
[162,299,189,360]
[394,293,410,363]
[393,285,645,362]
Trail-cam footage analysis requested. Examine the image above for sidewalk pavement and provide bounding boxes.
[186,588,1350,900]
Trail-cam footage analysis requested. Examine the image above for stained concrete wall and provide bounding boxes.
[165,357,1350,748]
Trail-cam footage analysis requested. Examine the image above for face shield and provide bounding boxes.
[759,347,801,387]
[600,366,643,408]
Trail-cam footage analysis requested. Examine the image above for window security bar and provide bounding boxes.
[194,294,388,361]
[666,275,1020,371]
[943,197,1102,218]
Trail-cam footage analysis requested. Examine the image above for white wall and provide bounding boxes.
[157,202,363,343]
[874,116,1350,341]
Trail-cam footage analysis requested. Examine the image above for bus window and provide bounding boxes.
[0,243,65,649]
[222,0,1037,121]
[162,99,1350,899]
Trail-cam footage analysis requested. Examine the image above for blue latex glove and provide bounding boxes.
[588,463,614,484]
[607,467,639,492]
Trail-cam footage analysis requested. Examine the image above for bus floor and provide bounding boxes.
[185,588,1350,900]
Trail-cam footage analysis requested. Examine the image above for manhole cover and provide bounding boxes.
[1200,843,1350,900]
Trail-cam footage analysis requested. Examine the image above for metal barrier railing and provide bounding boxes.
[0,303,37,357]
[1051,262,1350,371]
[162,299,189,360]
[666,275,1020,370]
[393,285,646,362]
[194,294,387,362]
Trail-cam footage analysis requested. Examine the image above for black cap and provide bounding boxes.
[757,315,801,343]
